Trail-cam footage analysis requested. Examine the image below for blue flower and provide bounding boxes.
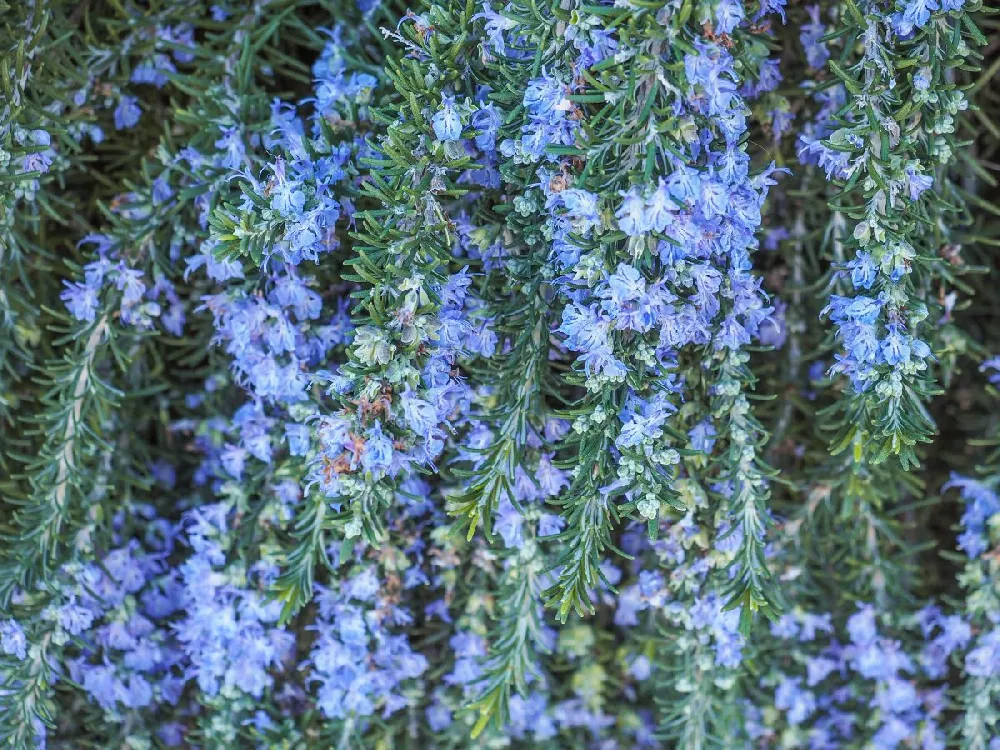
[905,164,934,200]
[220,445,247,479]
[715,0,745,35]
[848,252,878,289]
[57,600,95,636]
[131,54,175,88]
[757,0,787,21]
[914,67,932,90]
[770,614,800,640]
[114,96,141,130]
[215,126,246,170]
[80,664,122,710]
[493,496,525,548]
[536,453,568,496]
[116,267,146,306]
[284,424,311,456]
[523,74,566,118]
[716,314,750,350]
[471,104,501,151]
[432,96,463,141]
[801,6,831,69]
[61,281,100,322]
[426,699,452,731]
[561,189,601,234]
[840,296,883,325]
[805,656,837,686]
[775,677,817,725]
[965,631,1000,677]
[400,389,438,438]
[362,423,394,474]
[688,420,717,454]
[847,605,878,647]
[538,513,565,537]
[880,325,911,366]
[645,179,676,233]
[897,0,940,32]
[0,620,26,660]
[572,26,619,69]
[616,392,675,449]
[616,187,650,236]
[474,4,518,54]
[559,302,609,354]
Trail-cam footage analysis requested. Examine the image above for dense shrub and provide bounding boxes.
[1,0,998,747]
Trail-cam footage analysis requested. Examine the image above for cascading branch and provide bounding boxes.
[819,0,982,468]
[0,0,998,747]
[525,0,785,631]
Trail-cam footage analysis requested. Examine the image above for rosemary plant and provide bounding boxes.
[1,0,998,748]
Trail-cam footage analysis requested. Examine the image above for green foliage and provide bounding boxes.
[1,1,1000,748]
